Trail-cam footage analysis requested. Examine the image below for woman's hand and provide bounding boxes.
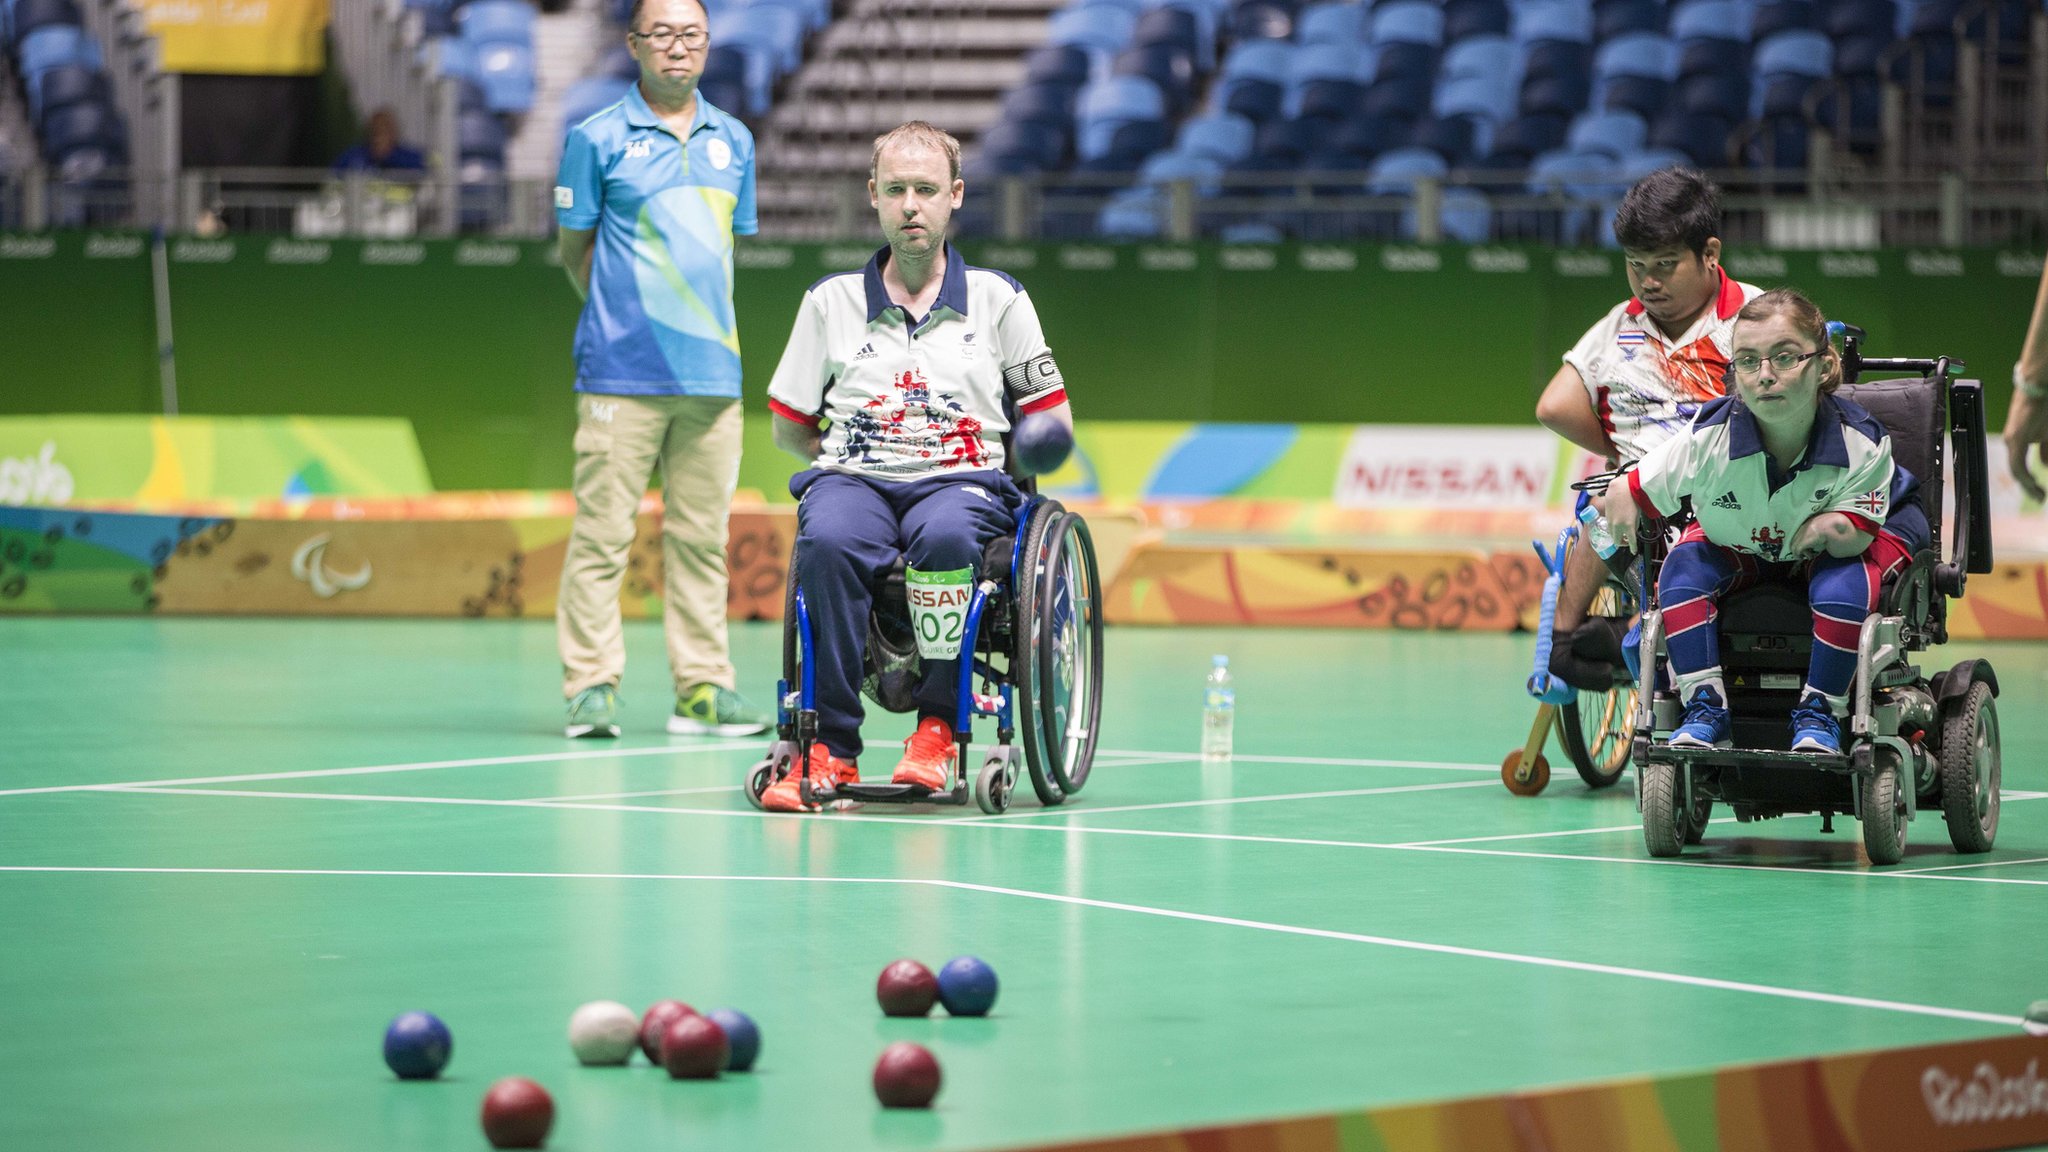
[1599,481,1640,545]
[1790,512,1874,560]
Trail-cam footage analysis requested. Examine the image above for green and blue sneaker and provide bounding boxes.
[668,683,771,736]
[565,685,620,739]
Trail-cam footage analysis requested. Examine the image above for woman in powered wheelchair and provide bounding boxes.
[1589,289,2001,864]
[742,450,1105,816]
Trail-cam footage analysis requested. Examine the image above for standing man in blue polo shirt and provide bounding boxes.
[552,0,769,739]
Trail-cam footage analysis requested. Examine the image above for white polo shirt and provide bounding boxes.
[766,244,1067,481]
[1563,267,1762,464]
[1625,393,1918,562]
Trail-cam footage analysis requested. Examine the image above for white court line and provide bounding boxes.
[525,784,739,803]
[1098,749,1497,772]
[0,864,2020,1029]
[1891,855,2048,875]
[105,785,2048,888]
[1397,818,1741,848]
[0,740,762,799]
[973,779,1498,820]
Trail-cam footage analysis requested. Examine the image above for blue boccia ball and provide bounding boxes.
[706,1008,761,1071]
[1012,414,1073,477]
[936,956,998,1017]
[382,1011,453,1080]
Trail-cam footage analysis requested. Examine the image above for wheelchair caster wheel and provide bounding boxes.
[1501,750,1550,797]
[975,756,1013,815]
[743,760,776,811]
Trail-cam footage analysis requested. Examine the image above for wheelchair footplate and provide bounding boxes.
[1644,744,1851,773]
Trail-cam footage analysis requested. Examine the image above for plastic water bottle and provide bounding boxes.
[1202,655,1234,761]
[1577,501,1619,559]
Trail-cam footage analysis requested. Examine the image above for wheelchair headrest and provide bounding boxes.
[1836,373,1943,532]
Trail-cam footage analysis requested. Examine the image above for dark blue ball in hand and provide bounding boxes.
[1012,414,1073,476]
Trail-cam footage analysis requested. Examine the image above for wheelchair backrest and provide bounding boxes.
[1836,373,1943,546]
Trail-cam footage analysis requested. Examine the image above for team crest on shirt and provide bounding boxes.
[1751,525,1786,558]
[1615,330,1648,361]
[838,368,986,472]
[706,138,732,170]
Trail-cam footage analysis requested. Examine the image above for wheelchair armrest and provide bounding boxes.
[1949,378,1994,577]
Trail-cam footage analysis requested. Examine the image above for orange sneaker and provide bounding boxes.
[760,746,861,812]
[891,717,957,790]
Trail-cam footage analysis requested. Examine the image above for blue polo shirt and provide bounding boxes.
[555,84,757,397]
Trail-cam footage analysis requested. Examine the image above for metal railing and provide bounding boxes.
[76,0,177,228]
[1,166,2041,247]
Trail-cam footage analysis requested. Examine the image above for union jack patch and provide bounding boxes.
[1853,489,1886,515]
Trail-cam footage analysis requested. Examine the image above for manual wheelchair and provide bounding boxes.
[741,485,1105,815]
[1615,333,2000,865]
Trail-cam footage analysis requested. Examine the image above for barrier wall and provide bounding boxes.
[1,235,2039,493]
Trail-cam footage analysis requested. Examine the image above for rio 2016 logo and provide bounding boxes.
[0,442,74,505]
[1922,1059,2048,1126]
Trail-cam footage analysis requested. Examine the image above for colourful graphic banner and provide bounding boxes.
[0,416,433,506]
[140,0,329,76]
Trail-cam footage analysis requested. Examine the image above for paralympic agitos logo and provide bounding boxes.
[1921,1058,2048,1125]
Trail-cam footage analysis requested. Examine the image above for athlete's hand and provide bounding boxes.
[2005,385,2048,503]
[1599,482,1640,544]
[1790,512,1871,560]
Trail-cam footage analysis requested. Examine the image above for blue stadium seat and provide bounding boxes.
[723,4,804,74]
[1833,33,1890,76]
[1370,0,1444,45]
[1600,74,1670,119]
[1488,111,1567,160]
[1825,0,1897,40]
[979,118,1069,170]
[1747,113,1808,169]
[459,108,508,160]
[1757,71,1822,117]
[1077,75,1168,158]
[1521,38,1591,83]
[1049,2,1139,54]
[1176,112,1256,161]
[599,45,639,79]
[1097,187,1165,237]
[1594,0,1665,40]
[1567,108,1648,156]
[1595,32,1677,80]
[1219,219,1286,242]
[1412,113,1487,163]
[1435,73,1515,123]
[1228,0,1295,41]
[1365,145,1448,192]
[19,24,99,85]
[1440,34,1514,81]
[1619,147,1694,181]
[701,44,748,102]
[1750,0,1819,39]
[1520,70,1590,117]
[1095,116,1173,165]
[1443,0,1510,40]
[1903,0,1960,38]
[1144,0,1224,62]
[1006,80,1079,123]
[1419,186,1491,241]
[1669,0,1748,42]
[457,0,536,45]
[1362,70,1432,118]
[1024,43,1094,86]
[39,98,121,159]
[1753,28,1833,76]
[1288,43,1368,119]
[1296,0,1365,43]
[1114,43,1199,113]
[1216,39,1291,120]
[1675,70,1747,118]
[1253,116,1319,159]
[1371,39,1436,80]
[1324,110,1406,159]
[1648,110,1730,165]
[1810,74,1881,150]
[1132,5,1202,57]
[1513,0,1593,43]
[560,76,626,134]
[11,0,80,41]
[476,41,536,112]
[756,0,831,33]
[1676,35,1747,78]
[27,59,101,122]
[1139,149,1225,196]
[426,36,478,81]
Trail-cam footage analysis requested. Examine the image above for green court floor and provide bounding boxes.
[2,617,2044,1152]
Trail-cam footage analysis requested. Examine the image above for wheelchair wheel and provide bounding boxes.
[744,760,776,811]
[1937,680,1999,853]
[974,754,1013,815]
[1640,762,1685,858]
[1860,747,1909,866]
[1682,787,1712,845]
[1017,505,1105,802]
[1559,680,1635,789]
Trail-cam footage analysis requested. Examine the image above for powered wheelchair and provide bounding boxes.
[1608,332,2000,865]
[741,485,1105,815]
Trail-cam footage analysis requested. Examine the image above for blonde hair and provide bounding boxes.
[1733,287,1844,393]
[870,121,961,183]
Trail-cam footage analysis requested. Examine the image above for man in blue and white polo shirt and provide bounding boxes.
[551,0,769,740]
[759,121,1073,811]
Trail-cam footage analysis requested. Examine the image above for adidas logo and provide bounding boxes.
[853,343,877,361]
[1711,491,1743,510]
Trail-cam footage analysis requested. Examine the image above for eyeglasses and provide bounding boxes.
[632,26,708,51]
[1730,349,1822,377]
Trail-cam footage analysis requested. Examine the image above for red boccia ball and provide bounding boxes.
[636,999,696,1064]
[480,1077,554,1149]
[873,1041,942,1108]
[876,959,938,1017]
[661,1012,730,1079]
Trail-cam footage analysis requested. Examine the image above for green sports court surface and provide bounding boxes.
[4,616,2045,1151]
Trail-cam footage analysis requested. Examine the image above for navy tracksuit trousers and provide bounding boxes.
[791,467,1020,762]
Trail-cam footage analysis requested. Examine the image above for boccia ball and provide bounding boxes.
[936,956,998,1017]
[382,1011,452,1080]
[568,1000,639,1066]
[2025,1000,2048,1037]
[873,1041,942,1109]
[706,1008,760,1072]
[636,1000,696,1064]
[661,1013,729,1079]
[480,1077,554,1149]
[1011,413,1073,476]
[876,959,939,1017]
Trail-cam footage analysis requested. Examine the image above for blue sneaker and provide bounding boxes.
[1668,685,1732,749]
[1789,692,1842,754]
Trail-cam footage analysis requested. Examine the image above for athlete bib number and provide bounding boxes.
[906,566,974,661]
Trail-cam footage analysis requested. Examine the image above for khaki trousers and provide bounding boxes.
[558,393,743,699]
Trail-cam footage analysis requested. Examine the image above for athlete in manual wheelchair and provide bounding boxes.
[1589,289,2001,864]
[742,121,1104,815]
